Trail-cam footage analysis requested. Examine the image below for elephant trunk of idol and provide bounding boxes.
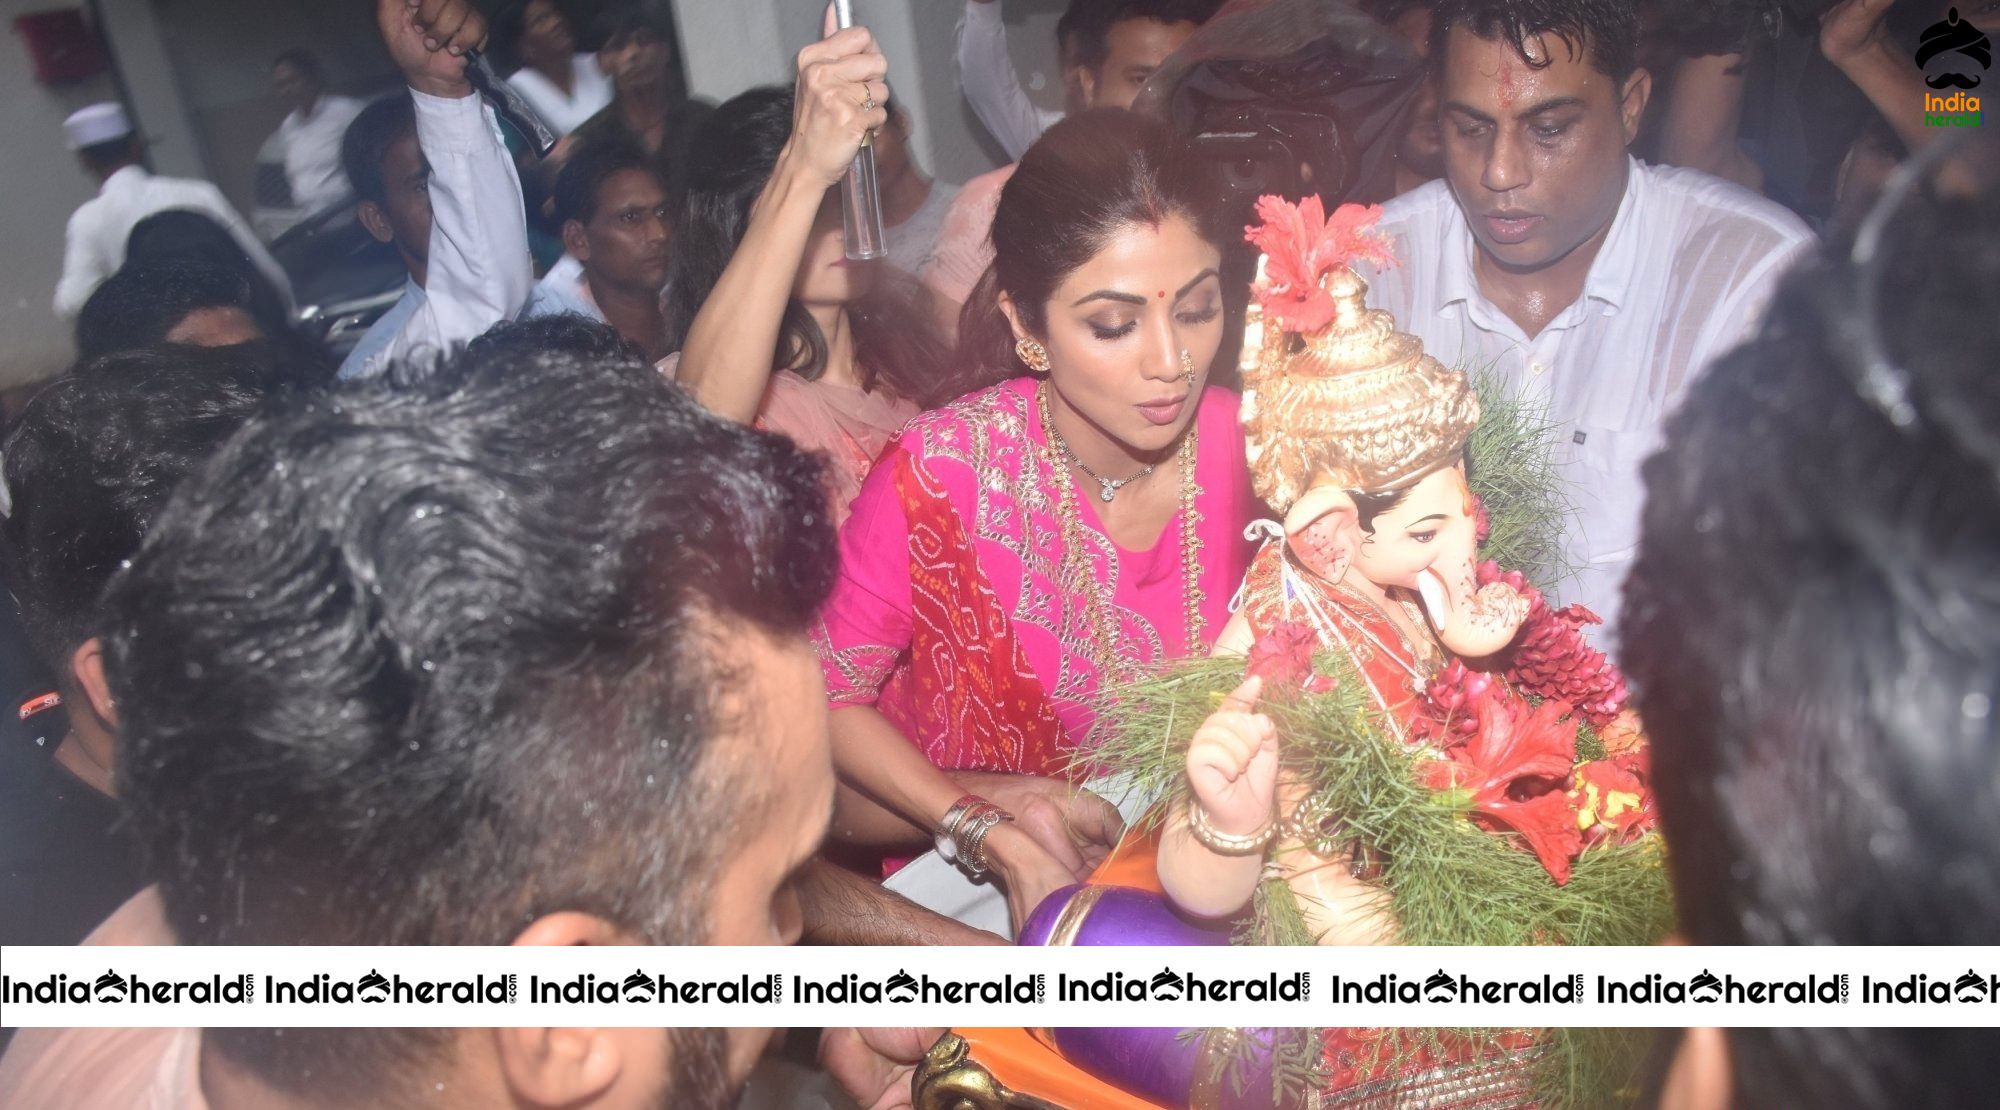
[1414,562,1531,659]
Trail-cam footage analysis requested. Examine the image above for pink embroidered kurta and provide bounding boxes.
[816,376,1256,776]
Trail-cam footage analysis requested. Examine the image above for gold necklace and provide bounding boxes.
[1037,381,1205,677]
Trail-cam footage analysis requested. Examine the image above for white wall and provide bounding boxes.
[0,1,120,387]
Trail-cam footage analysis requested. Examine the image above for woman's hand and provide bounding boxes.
[983,821,1089,934]
[788,9,890,190]
[955,772,1125,877]
[1185,676,1280,839]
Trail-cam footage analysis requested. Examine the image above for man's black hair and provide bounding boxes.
[552,134,661,225]
[1,344,304,674]
[1624,181,2000,1108]
[1428,0,1640,87]
[1071,0,1224,74]
[339,92,417,208]
[104,320,834,1097]
[589,1,669,51]
[74,260,290,364]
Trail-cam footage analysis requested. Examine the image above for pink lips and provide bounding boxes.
[1482,213,1543,245]
[1137,395,1188,427]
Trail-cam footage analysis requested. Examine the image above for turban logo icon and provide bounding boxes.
[1916,8,1991,90]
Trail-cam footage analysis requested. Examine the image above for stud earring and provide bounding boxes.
[1016,337,1051,374]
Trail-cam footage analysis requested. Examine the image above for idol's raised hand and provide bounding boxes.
[1185,675,1280,843]
[786,4,890,190]
[376,0,484,99]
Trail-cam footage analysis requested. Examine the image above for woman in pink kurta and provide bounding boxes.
[819,375,1254,776]
[814,110,1256,929]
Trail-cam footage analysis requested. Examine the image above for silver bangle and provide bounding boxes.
[1187,800,1274,856]
[957,806,1013,876]
[933,794,985,864]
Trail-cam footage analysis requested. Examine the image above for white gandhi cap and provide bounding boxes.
[64,102,134,150]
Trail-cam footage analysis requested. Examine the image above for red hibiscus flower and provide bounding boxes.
[1244,195,1392,334]
[1422,689,1583,883]
[1245,620,1329,696]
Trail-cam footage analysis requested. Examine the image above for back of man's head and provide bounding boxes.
[75,260,288,362]
[1427,0,1639,86]
[1,344,301,679]
[104,322,835,1096]
[1625,181,2000,1106]
[340,92,417,208]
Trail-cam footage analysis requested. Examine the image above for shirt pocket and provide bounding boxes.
[1563,417,1663,567]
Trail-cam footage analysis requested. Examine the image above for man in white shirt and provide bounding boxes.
[1354,0,1814,650]
[52,103,292,319]
[269,49,364,214]
[334,46,533,379]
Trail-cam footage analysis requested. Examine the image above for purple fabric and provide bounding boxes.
[1021,885,1282,1109]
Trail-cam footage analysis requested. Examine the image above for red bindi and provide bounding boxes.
[1156,290,1167,298]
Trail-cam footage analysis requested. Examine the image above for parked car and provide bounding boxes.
[267,199,406,363]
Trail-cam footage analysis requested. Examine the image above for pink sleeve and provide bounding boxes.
[814,446,916,707]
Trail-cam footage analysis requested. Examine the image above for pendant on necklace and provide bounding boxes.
[1098,482,1117,503]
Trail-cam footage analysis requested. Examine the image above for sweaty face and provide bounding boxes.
[165,306,264,348]
[702,628,836,1082]
[1435,27,1645,271]
[1082,18,1198,110]
[791,187,875,308]
[1032,214,1223,458]
[576,168,672,295]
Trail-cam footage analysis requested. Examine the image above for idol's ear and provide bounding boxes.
[1283,484,1361,584]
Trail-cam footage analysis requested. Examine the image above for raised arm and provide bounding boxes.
[676,22,885,424]
[373,0,532,365]
[957,0,1057,161]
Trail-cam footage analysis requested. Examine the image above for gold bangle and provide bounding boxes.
[1187,801,1274,855]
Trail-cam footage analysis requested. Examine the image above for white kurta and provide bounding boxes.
[504,54,613,137]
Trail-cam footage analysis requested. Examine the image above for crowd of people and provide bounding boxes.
[3,0,1997,1107]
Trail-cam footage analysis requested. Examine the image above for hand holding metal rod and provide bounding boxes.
[831,0,888,261]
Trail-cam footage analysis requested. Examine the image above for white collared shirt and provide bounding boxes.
[336,88,534,380]
[54,166,295,319]
[275,94,364,213]
[523,253,604,323]
[1356,157,1815,650]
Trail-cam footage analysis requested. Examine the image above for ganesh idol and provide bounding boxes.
[1157,197,1535,943]
[912,199,1669,1110]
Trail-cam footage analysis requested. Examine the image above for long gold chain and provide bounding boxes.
[1037,381,1205,680]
